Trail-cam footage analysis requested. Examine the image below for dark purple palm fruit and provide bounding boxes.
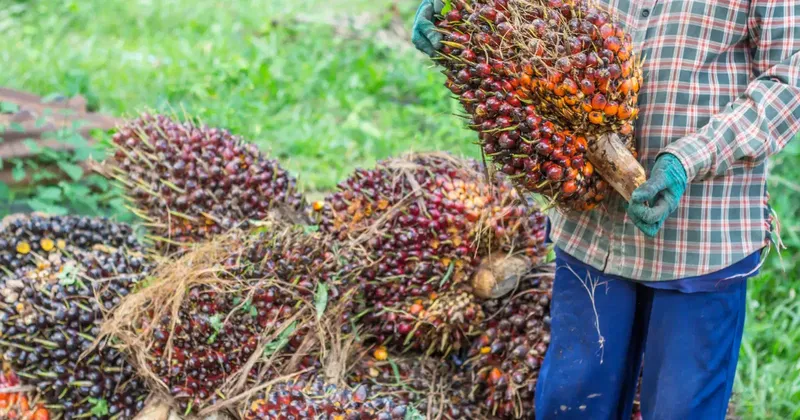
[242,377,409,420]
[430,0,644,211]
[0,246,151,420]
[106,113,309,248]
[139,223,365,414]
[0,214,143,273]
[464,262,553,418]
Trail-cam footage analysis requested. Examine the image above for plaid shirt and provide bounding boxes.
[548,0,800,281]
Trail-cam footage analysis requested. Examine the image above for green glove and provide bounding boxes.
[626,153,688,238]
[412,0,445,56]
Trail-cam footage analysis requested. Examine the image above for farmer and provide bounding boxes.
[411,1,800,419]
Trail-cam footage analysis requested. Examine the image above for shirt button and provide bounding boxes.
[641,9,650,17]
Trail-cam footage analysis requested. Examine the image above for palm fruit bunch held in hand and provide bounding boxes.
[431,0,645,208]
[106,113,308,249]
[313,152,548,355]
[0,215,150,420]
[105,222,364,415]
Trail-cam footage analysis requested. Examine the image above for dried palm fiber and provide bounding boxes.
[100,219,369,416]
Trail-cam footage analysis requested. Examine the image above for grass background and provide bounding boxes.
[1,0,798,417]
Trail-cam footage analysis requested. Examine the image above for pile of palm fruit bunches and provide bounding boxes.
[0,1,652,419]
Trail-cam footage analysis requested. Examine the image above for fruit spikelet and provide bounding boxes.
[313,152,548,353]
[431,0,643,210]
[107,113,308,248]
[397,290,486,356]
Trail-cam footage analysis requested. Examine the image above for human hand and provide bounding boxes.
[626,154,688,237]
[411,0,445,56]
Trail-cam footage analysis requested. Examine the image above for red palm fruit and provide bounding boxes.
[620,122,634,136]
[599,23,614,39]
[604,36,622,52]
[618,103,635,119]
[619,78,634,95]
[589,111,605,124]
[546,164,564,181]
[604,101,620,117]
[591,93,608,110]
[562,78,579,95]
[617,47,631,61]
[461,48,477,62]
[562,180,579,196]
[555,57,572,73]
[621,60,633,77]
[581,98,594,113]
[583,161,595,177]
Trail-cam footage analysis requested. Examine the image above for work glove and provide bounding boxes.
[626,153,688,238]
[412,0,445,56]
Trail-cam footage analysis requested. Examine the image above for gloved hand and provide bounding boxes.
[412,0,445,56]
[626,153,688,238]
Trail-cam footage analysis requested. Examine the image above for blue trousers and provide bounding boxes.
[534,249,748,420]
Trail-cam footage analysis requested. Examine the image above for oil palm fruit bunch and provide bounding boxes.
[242,378,410,420]
[463,262,553,418]
[117,223,364,414]
[0,214,142,272]
[313,152,548,354]
[430,0,644,210]
[106,113,308,248]
[0,369,49,420]
[0,247,150,419]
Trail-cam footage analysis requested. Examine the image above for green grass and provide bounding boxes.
[1,0,799,418]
